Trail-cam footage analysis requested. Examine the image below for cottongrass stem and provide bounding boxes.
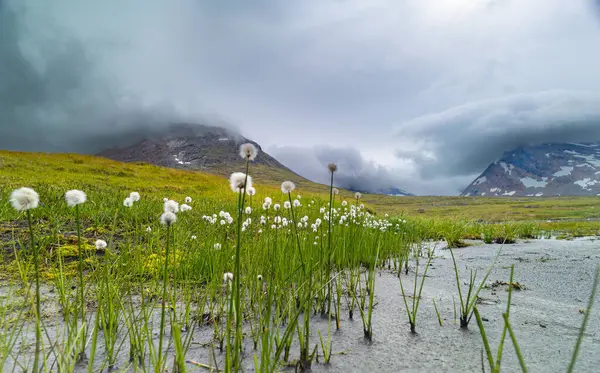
[65,189,87,360]
[10,188,41,372]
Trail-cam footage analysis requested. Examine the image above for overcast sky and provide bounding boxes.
[2,0,600,195]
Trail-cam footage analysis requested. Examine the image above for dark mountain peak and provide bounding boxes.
[97,123,289,175]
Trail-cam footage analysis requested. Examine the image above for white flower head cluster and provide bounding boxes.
[10,187,39,212]
[185,196,192,203]
[160,212,177,226]
[180,204,192,212]
[230,172,252,193]
[242,217,252,231]
[274,203,281,211]
[283,201,291,209]
[293,199,301,207]
[130,192,141,202]
[164,200,179,213]
[65,190,87,207]
[202,213,218,224]
[95,239,107,250]
[123,197,134,207]
[281,181,295,194]
[239,143,259,161]
[245,206,252,214]
[247,187,256,196]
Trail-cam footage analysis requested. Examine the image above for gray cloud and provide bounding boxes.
[2,0,600,195]
[269,145,474,196]
[394,91,600,179]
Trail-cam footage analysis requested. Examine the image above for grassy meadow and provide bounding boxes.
[0,148,599,372]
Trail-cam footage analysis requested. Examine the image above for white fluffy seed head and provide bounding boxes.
[245,206,252,214]
[239,143,259,161]
[65,190,87,207]
[281,181,295,194]
[95,239,107,250]
[247,187,256,196]
[230,172,252,193]
[10,187,39,212]
[184,196,192,203]
[293,199,301,207]
[283,201,291,209]
[257,274,263,281]
[355,192,362,199]
[224,272,234,282]
[180,204,192,212]
[130,192,140,202]
[274,203,280,211]
[328,163,337,173]
[160,212,177,226]
[164,200,179,213]
[332,188,339,195]
[123,197,133,207]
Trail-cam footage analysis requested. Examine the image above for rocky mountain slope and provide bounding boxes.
[462,143,600,197]
[97,123,303,180]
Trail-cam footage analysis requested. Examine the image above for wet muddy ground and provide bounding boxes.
[5,238,600,372]
[303,238,600,372]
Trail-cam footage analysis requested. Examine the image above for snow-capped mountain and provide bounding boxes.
[462,143,600,197]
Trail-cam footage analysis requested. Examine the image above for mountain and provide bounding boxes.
[462,143,600,197]
[97,123,308,184]
[381,187,413,197]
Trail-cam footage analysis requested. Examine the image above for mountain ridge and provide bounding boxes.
[462,143,600,197]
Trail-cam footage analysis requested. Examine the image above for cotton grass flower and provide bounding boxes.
[10,187,39,211]
[180,204,192,212]
[328,163,338,173]
[293,199,301,207]
[355,192,362,199]
[245,207,252,214]
[65,190,87,207]
[164,200,179,213]
[146,226,152,233]
[130,192,140,202]
[223,272,234,283]
[332,188,339,195]
[160,212,177,226]
[274,203,281,211]
[214,243,222,250]
[239,143,259,161]
[247,187,256,196]
[184,196,192,203]
[283,201,291,209]
[230,172,252,193]
[95,240,107,250]
[257,274,263,281]
[281,181,295,194]
[123,197,134,207]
